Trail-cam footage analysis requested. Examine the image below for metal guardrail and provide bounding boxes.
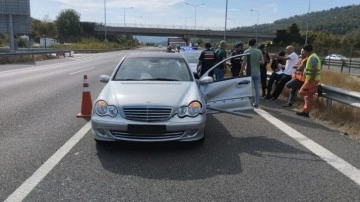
[0,49,72,57]
[266,72,360,109]
[322,58,360,75]
[318,84,360,109]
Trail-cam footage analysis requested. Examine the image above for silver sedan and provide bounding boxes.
[91,52,253,143]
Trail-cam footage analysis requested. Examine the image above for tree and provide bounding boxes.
[55,9,81,43]
[288,23,303,44]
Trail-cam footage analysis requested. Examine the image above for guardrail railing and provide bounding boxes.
[0,49,73,57]
[266,72,360,109]
[322,58,360,75]
[318,84,360,109]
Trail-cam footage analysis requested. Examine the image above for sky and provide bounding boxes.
[30,0,360,30]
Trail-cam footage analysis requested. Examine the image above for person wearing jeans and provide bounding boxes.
[241,38,264,108]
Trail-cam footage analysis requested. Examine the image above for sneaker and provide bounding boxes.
[253,104,259,108]
[283,103,293,107]
[296,111,309,118]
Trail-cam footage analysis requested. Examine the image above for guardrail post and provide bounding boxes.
[326,98,333,110]
[340,60,344,72]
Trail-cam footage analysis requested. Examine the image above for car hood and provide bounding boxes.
[97,81,202,107]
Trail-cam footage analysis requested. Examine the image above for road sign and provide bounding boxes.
[0,0,31,34]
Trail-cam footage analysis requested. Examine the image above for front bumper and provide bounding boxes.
[91,114,206,142]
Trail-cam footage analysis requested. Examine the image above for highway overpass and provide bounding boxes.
[94,25,275,41]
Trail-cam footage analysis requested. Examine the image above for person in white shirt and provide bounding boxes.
[268,45,298,101]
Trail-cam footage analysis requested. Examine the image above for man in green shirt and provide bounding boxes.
[241,39,264,108]
[214,40,227,81]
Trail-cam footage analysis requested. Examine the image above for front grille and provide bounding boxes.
[122,107,173,121]
[111,131,184,140]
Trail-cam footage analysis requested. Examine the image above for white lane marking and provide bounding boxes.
[69,67,97,75]
[5,122,92,202]
[255,108,360,186]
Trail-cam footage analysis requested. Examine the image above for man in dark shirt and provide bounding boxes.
[197,42,217,77]
[230,42,244,77]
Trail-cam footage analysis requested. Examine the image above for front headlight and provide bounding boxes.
[94,100,118,117]
[177,101,202,118]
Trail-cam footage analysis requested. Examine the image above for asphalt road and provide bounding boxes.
[0,48,359,202]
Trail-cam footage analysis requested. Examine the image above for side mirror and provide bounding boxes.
[199,76,214,85]
[99,75,110,83]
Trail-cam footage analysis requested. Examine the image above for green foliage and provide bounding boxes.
[55,9,81,43]
[80,22,97,37]
[53,36,139,50]
[31,18,57,42]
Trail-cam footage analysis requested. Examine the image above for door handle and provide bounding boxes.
[237,80,250,85]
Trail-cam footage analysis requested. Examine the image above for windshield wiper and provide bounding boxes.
[142,78,179,81]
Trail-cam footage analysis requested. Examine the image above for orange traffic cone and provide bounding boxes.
[77,75,93,119]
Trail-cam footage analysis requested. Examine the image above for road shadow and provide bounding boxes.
[95,115,318,181]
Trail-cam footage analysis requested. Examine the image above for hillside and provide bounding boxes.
[234,4,360,35]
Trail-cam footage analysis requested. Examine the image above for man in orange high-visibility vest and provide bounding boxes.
[283,48,307,107]
[297,44,321,118]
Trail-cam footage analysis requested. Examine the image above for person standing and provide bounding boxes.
[297,44,321,117]
[241,38,264,108]
[258,44,270,97]
[214,40,227,81]
[197,42,217,77]
[230,42,244,78]
[283,48,307,107]
[268,45,298,101]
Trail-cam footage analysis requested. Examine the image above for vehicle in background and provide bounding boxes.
[168,37,187,51]
[325,54,347,61]
[180,46,202,76]
[91,52,254,144]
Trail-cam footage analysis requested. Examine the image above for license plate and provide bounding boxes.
[128,124,166,134]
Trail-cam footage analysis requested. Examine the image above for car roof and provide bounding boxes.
[125,52,185,59]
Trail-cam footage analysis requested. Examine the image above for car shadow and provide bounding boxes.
[95,115,318,181]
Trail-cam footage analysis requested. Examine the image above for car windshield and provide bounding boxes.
[113,58,192,81]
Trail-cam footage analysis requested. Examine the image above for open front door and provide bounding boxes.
[198,53,254,115]
[199,76,254,114]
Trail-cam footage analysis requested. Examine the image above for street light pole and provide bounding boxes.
[305,0,311,44]
[224,0,228,41]
[104,0,107,42]
[250,9,259,42]
[123,7,133,27]
[185,2,205,34]
[43,34,47,49]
